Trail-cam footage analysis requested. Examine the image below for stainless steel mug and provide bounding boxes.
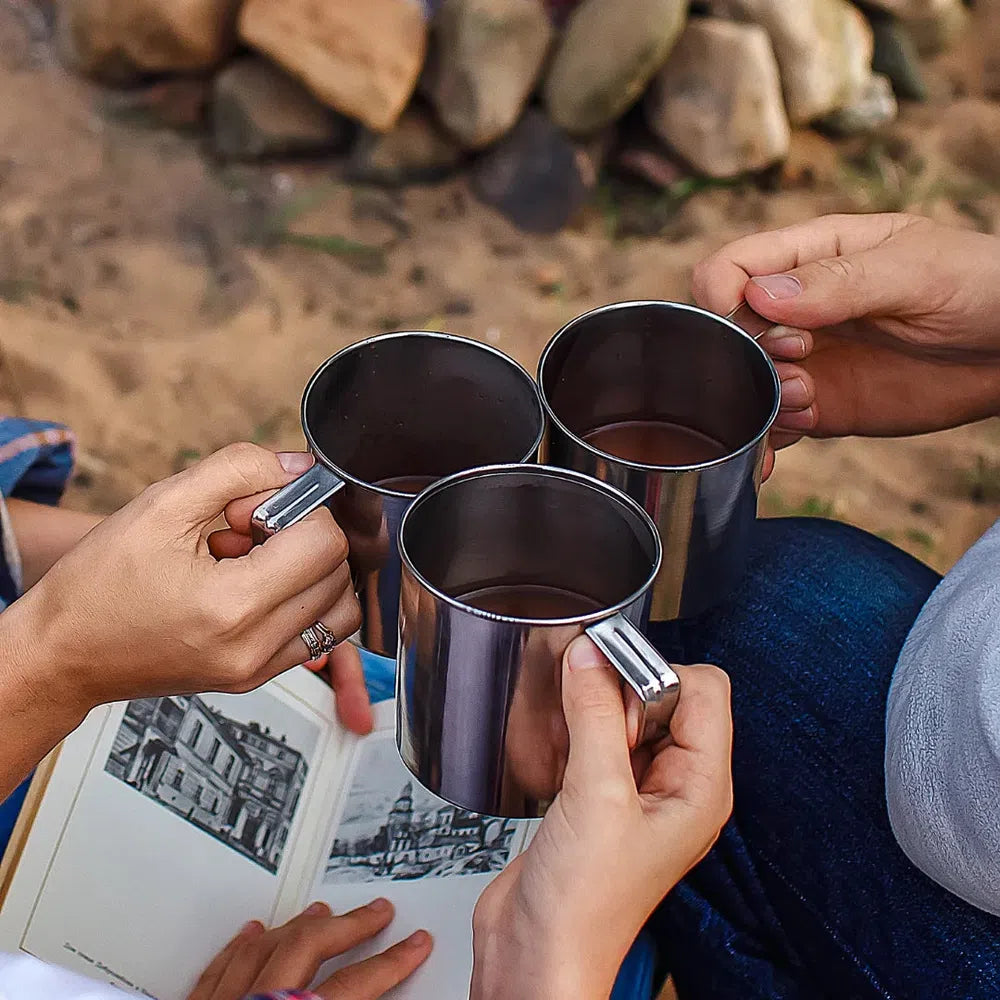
[538,301,780,622]
[251,332,545,659]
[396,464,681,818]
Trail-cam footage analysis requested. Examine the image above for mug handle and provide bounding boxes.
[251,462,347,544]
[725,301,773,341]
[586,613,681,745]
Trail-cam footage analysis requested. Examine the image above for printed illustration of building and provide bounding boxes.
[105,696,307,874]
[326,781,516,882]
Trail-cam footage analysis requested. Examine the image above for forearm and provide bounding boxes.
[6,499,104,590]
[0,594,86,802]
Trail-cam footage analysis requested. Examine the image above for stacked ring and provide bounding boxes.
[300,621,340,660]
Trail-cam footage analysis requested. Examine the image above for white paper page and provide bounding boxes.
[308,701,539,1000]
[0,669,346,1000]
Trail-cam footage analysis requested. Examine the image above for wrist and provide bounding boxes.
[1,585,94,726]
[471,919,619,1000]
[0,593,91,802]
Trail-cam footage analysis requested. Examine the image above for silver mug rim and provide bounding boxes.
[397,463,665,628]
[537,300,782,474]
[300,331,547,500]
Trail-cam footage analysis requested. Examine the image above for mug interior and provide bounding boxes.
[399,466,660,624]
[303,333,544,488]
[539,301,779,467]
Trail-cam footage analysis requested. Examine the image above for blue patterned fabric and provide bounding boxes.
[0,417,75,855]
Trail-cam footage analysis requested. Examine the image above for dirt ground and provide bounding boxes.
[2,0,1000,574]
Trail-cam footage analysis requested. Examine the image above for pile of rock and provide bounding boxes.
[56,0,970,233]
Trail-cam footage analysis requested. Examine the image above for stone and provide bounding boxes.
[99,78,211,130]
[709,0,875,124]
[347,105,463,186]
[780,128,842,187]
[858,0,967,53]
[471,109,590,233]
[820,72,898,134]
[57,0,240,82]
[424,0,551,149]
[212,58,350,160]
[870,16,928,102]
[904,0,968,54]
[645,18,790,179]
[615,144,687,188]
[543,0,687,135]
[238,0,428,133]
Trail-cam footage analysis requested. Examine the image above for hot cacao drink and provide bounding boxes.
[457,583,604,620]
[583,419,727,467]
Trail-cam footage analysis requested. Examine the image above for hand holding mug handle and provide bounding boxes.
[586,614,680,748]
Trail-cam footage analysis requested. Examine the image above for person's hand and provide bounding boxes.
[694,213,1000,455]
[471,638,732,1000]
[209,484,380,737]
[6,443,362,726]
[188,900,432,1000]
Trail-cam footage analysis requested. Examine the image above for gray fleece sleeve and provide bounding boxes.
[885,518,1000,916]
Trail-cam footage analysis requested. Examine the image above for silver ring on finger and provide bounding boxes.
[301,619,341,660]
[300,625,325,661]
[312,619,340,652]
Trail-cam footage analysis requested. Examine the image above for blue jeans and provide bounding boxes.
[648,517,1000,998]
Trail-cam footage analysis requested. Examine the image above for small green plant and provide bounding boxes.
[905,528,935,551]
[963,455,1000,504]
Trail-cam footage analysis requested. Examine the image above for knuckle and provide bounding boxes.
[690,257,714,304]
[216,442,273,492]
[701,664,731,698]
[815,255,859,284]
[284,923,322,957]
[569,682,622,720]
[341,596,363,636]
[210,593,254,636]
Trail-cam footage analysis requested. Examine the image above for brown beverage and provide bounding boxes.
[375,475,437,495]
[458,583,604,619]
[583,419,728,467]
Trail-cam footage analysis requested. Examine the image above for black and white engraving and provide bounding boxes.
[325,736,518,885]
[105,691,318,874]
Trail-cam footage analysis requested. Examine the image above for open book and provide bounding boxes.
[0,669,537,999]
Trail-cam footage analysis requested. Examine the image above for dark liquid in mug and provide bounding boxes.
[458,583,604,619]
[375,475,437,495]
[583,419,728,466]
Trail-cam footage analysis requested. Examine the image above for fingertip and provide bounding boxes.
[407,929,432,951]
[758,326,813,361]
[565,635,607,672]
[340,697,375,736]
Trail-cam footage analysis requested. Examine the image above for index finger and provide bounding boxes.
[212,507,349,612]
[187,921,264,1000]
[160,444,313,529]
[315,931,433,1000]
[640,663,732,810]
[691,213,906,316]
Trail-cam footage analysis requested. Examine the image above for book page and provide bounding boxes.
[306,701,539,999]
[0,668,349,999]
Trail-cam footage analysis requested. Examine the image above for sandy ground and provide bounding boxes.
[2,1,1000,575]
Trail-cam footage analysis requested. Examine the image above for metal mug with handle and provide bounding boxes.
[396,464,680,819]
[538,300,780,622]
[251,332,545,659]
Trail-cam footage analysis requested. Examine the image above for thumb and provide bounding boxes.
[160,443,314,526]
[561,635,633,788]
[745,246,907,330]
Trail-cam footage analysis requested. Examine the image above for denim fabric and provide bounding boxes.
[650,517,1000,999]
